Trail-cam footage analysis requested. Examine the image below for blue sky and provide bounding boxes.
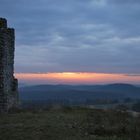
[0,0,140,74]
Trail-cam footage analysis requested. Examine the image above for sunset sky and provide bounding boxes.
[15,72,140,85]
[0,0,140,84]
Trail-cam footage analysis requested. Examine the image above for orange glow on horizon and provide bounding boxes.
[15,72,140,84]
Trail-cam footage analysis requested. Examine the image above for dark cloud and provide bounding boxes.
[0,0,140,74]
[125,74,140,77]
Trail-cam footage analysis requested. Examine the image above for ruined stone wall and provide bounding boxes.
[0,18,18,112]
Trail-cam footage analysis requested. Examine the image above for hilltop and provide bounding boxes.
[0,107,140,140]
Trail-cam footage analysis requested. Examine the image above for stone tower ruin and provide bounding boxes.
[0,18,18,112]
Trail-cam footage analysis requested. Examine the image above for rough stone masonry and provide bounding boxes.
[0,18,18,112]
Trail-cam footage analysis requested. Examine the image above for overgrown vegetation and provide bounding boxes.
[0,107,140,140]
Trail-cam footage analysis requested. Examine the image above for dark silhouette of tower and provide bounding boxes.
[0,18,18,112]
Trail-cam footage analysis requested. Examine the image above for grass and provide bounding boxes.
[0,107,140,140]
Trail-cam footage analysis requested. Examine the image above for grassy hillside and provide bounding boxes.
[0,107,140,140]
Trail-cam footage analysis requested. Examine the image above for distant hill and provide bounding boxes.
[19,83,140,102]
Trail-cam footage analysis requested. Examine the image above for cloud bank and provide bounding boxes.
[0,0,140,74]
